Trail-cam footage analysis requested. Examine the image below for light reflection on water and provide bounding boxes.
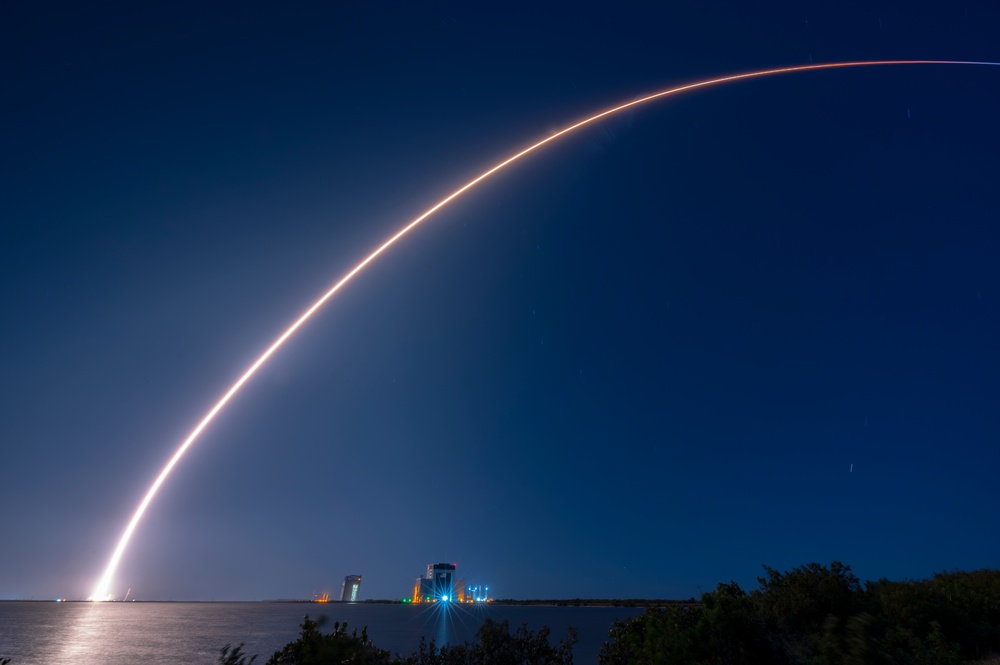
[56,602,102,662]
[0,601,642,664]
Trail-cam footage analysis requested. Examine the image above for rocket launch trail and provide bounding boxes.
[89,60,1000,601]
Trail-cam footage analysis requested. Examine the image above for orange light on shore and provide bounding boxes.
[89,59,1000,602]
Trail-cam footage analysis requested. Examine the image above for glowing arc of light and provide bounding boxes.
[90,59,999,601]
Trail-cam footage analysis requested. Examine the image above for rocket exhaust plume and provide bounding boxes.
[89,60,999,601]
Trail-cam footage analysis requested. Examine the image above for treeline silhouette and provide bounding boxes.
[599,562,1000,665]
[208,561,997,664]
[218,616,576,665]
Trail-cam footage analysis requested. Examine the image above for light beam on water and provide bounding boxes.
[89,60,1000,601]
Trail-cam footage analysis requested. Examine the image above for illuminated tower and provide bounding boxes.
[413,562,456,602]
[430,563,455,601]
[340,574,361,602]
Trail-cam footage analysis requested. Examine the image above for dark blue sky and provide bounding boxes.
[2,1,998,601]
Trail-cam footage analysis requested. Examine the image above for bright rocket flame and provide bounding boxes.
[89,59,999,601]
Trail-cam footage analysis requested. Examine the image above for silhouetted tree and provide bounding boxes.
[599,604,705,664]
[751,561,864,662]
[264,616,391,665]
[401,619,575,665]
[696,581,774,664]
[599,581,777,665]
[816,612,888,665]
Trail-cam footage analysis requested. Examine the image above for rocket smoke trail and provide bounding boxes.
[89,60,999,601]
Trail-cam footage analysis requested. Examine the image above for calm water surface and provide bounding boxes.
[0,601,643,664]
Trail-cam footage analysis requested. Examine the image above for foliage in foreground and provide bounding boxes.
[220,615,575,665]
[219,643,257,665]
[400,619,575,665]
[598,563,1000,665]
[261,616,390,664]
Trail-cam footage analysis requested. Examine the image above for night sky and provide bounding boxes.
[2,2,998,602]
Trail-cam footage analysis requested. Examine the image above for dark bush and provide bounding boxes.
[600,563,1000,665]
